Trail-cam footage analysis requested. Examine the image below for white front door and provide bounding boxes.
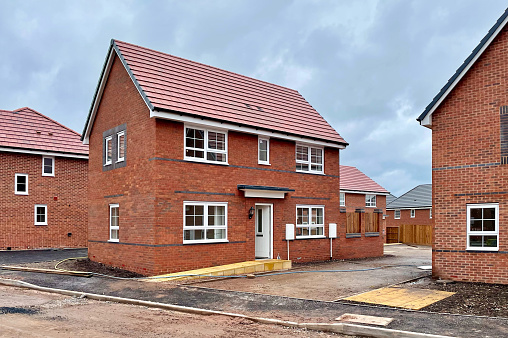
[255,204,272,259]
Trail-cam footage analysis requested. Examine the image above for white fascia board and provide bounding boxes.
[151,109,346,149]
[386,206,431,211]
[421,14,508,128]
[340,189,390,196]
[0,147,88,160]
[241,189,287,199]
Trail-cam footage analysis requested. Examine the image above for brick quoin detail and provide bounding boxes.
[0,152,88,250]
[87,55,384,276]
[430,26,508,284]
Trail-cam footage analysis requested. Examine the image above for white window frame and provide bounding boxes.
[34,204,47,226]
[15,173,28,195]
[117,131,125,162]
[184,125,228,165]
[467,203,499,251]
[394,209,401,219]
[365,194,376,207]
[109,204,119,242]
[258,137,270,165]
[340,192,345,207]
[183,201,228,244]
[295,144,324,174]
[104,136,113,165]
[42,156,55,177]
[296,205,325,238]
[410,209,415,218]
[430,208,432,219]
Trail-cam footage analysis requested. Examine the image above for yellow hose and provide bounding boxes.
[54,256,88,273]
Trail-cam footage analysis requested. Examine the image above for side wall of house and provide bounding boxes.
[87,55,158,275]
[0,152,87,249]
[432,26,508,284]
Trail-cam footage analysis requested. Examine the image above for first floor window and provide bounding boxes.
[117,131,125,162]
[296,144,323,174]
[34,205,47,225]
[340,192,345,206]
[109,204,119,241]
[296,205,324,237]
[185,127,227,163]
[366,194,376,207]
[258,137,269,164]
[430,208,432,219]
[394,209,401,219]
[104,136,113,165]
[15,174,28,195]
[42,156,54,176]
[410,209,415,218]
[184,202,227,243]
[467,203,498,251]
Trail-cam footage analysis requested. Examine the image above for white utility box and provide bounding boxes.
[285,224,295,240]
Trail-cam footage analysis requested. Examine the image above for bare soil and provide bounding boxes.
[0,285,348,337]
[404,276,508,317]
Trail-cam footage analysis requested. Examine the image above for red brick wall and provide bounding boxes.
[0,152,87,250]
[385,208,432,228]
[431,26,508,284]
[88,54,384,275]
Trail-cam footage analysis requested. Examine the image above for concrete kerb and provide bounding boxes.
[0,278,453,338]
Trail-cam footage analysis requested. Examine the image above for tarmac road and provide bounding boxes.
[0,248,87,265]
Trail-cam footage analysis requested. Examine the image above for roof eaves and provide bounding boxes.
[417,7,508,125]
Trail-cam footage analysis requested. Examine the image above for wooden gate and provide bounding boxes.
[399,224,432,245]
[386,227,399,244]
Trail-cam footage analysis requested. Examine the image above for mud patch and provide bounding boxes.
[0,306,38,315]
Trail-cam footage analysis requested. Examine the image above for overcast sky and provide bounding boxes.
[1,0,507,196]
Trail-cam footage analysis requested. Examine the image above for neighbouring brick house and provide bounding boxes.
[81,40,385,275]
[339,165,390,244]
[0,107,88,250]
[417,8,508,284]
[385,184,432,244]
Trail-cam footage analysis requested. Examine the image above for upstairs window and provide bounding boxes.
[430,208,432,219]
[296,205,324,238]
[258,137,270,165]
[394,209,401,219]
[104,136,113,165]
[34,204,47,226]
[410,209,416,218]
[340,192,345,207]
[15,174,28,195]
[296,144,323,174]
[185,127,227,163]
[109,204,119,242]
[117,131,125,162]
[467,203,498,251]
[42,156,54,176]
[366,194,376,207]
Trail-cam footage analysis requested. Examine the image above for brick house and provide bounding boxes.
[339,165,389,243]
[0,107,88,250]
[81,40,385,275]
[385,184,432,244]
[417,8,508,283]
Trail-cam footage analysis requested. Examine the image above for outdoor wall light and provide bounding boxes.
[249,207,255,219]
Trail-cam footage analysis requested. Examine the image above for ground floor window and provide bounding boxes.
[34,204,47,225]
[467,203,498,251]
[184,202,227,243]
[296,205,324,238]
[109,204,119,242]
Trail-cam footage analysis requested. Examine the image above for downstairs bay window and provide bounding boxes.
[296,205,324,238]
[184,202,227,243]
[467,203,498,251]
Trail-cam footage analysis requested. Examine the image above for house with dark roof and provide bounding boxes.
[0,107,88,250]
[339,165,390,252]
[385,184,432,244]
[417,8,508,284]
[81,39,386,275]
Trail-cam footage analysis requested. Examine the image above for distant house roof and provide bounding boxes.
[386,193,397,205]
[0,107,88,157]
[417,8,508,127]
[340,165,390,195]
[82,40,347,148]
[387,184,431,209]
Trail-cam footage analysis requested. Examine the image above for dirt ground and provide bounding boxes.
[194,244,432,301]
[0,285,349,338]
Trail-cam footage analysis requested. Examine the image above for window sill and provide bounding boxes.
[346,233,361,238]
[295,236,326,240]
[184,157,229,166]
[108,239,119,243]
[42,174,55,177]
[15,192,28,195]
[295,170,324,175]
[365,232,380,237]
[365,206,377,208]
[183,239,229,245]
[466,248,499,252]
[116,159,125,163]
[35,223,47,226]
[258,162,271,166]
[103,163,112,167]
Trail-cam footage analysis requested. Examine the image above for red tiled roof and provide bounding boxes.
[0,107,89,155]
[113,40,347,145]
[340,165,389,194]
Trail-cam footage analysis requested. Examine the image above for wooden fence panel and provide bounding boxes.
[386,227,399,243]
[346,212,360,233]
[365,213,379,233]
[399,224,432,245]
